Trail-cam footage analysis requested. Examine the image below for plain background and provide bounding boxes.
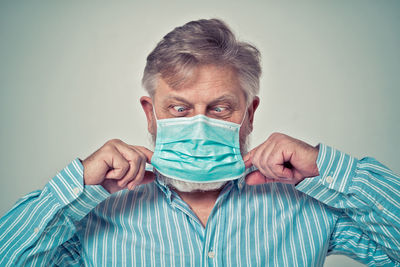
[1,1,399,266]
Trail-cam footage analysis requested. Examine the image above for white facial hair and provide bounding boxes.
[151,119,250,193]
[156,171,228,192]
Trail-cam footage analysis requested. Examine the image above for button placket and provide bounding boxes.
[204,198,227,266]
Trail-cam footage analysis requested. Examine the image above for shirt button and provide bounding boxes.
[34,227,40,234]
[73,187,80,195]
[377,203,384,211]
[208,251,215,258]
[326,176,334,184]
[238,183,244,190]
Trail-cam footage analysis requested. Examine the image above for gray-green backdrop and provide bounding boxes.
[1,1,399,266]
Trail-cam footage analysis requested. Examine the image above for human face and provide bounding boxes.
[141,65,259,192]
[143,64,253,136]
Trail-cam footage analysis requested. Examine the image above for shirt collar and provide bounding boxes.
[236,176,246,191]
[154,175,173,204]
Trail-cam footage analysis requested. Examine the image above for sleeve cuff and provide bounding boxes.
[47,158,110,220]
[296,144,358,206]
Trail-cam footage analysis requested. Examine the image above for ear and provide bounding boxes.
[246,96,260,132]
[140,96,156,135]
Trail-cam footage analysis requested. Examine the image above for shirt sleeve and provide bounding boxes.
[0,159,110,266]
[296,144,400,266]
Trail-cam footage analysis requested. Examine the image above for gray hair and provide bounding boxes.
[141,18,261,105]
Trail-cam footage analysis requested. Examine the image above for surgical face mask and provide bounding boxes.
[151,111,252,183]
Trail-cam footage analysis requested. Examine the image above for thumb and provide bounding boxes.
[245,171,275,185]
[141,170,156,185]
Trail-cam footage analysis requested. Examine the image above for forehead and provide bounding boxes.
[154,65,245,104]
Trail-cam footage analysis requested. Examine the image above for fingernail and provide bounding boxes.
[129,183,137,190]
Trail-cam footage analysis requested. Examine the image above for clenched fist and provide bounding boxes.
[82,139,155,194]
[244,133,319,185]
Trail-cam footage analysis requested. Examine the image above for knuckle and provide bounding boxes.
[270,132,280,138]
[270,132,286,141]
[115,168,125,176]
[131,156,142,167]
[135,149,147,161]
[136,145,145,151]
[100,144,117,157]
[101,143,114,153]
[120,161,130,172]
[251,154,259,166]
[106,139,122,146]
[127,150,141,162]
[134,146,146,156]
[266,155,277,167]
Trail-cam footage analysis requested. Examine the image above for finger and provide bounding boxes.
[258,164,278,180]
[118,158,141,187]
[243,149,253,163]
[131,159,146,186]
[104,152,130,180]
[263,160,295,183]
[253,144,278,179]
[115,145,154,189]
[243,151,254,168]
[112,144,145,187]
[126,158,151,190]
[243,143,260,167]
[278,166,294,180]
[268,154,293,180]
[252,140,274,168]
[267,143,299,181]
[134,146,154,163]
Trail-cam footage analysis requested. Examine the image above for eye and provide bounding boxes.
[170,105,189,116]
[213,106,226,113]
[173,106,186,112]
[209,105,231,118]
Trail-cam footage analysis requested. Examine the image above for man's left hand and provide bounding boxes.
[243,133,320,185]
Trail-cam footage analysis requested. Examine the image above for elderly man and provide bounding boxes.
[0,19,399,266]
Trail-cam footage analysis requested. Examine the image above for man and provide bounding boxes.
[0,18,399,266]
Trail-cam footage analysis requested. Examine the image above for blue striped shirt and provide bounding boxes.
[0,144,400,266]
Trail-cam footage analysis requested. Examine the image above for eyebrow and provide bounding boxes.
[163,94,240,107]
[207,95,240,108]
[164,96,192,105]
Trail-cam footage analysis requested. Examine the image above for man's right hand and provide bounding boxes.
[82,139,155,194]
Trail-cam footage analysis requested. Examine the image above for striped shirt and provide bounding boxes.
[0,144,399,266]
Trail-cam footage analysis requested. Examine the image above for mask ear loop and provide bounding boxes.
[152,100,160,121]
[145,99,159,173]
[238,105,258,177]
[239,106,248,126]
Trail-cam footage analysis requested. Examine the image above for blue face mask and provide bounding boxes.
[151,113,249,183]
